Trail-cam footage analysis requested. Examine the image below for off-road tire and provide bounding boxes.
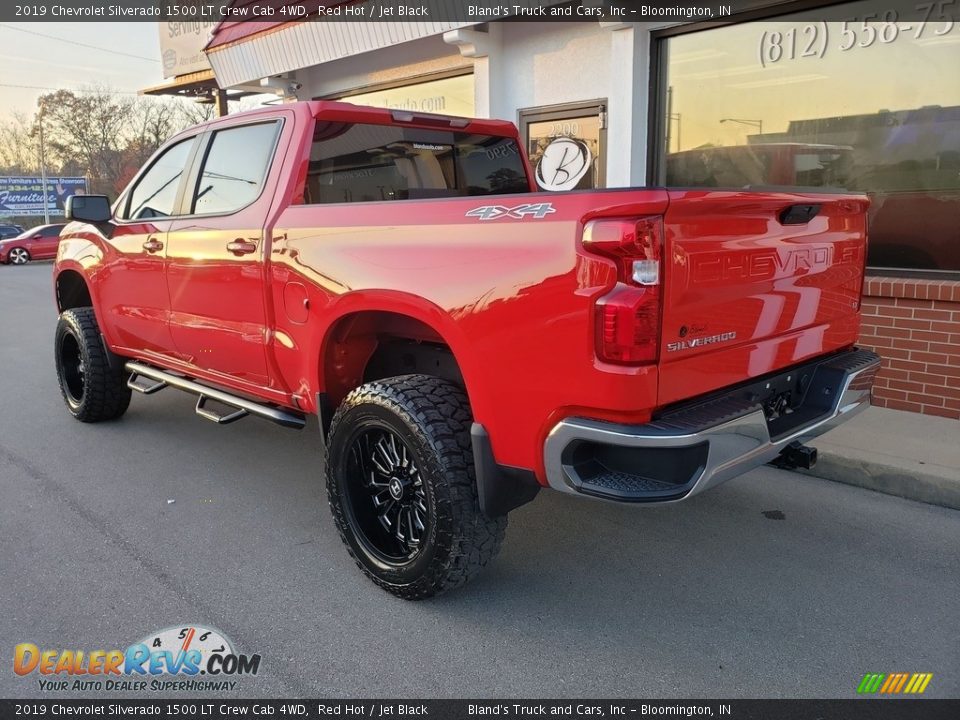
[54,307,131,422]
[326,375,506,600]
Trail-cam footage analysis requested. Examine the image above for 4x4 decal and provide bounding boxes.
[465,202,556,221]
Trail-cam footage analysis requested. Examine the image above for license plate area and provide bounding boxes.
[741,370,813,423]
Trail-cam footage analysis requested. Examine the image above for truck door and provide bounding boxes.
[98,136,199,356]
[165,120,283,388]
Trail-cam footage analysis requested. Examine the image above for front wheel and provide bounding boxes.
[8,247,30,265]
[325,375,506,600]
[54,307,131,422]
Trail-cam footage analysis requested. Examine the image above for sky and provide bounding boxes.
[0,23,163,121]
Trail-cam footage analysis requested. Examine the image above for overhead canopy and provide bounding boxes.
[139,68,260,104]
[204,0,476,88]
[140,69,221,99]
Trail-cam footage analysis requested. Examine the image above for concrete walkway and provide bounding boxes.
[801,405,960,510]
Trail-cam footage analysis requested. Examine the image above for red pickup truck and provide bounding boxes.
[53,101,880,599]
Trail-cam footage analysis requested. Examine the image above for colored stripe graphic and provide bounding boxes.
[893,673,909,693]
[857,674,885,693]
[858,672,933,694]
[905,673,933,694]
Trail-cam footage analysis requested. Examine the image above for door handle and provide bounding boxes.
[226,240,258,256]
[142,238,163,253]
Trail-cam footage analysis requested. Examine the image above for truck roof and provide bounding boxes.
[180,100,520,140]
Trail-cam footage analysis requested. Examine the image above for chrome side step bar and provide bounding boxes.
[126,361,306,429]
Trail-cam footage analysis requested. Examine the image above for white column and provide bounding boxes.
[443,25,503,119]
[602,22,651,188]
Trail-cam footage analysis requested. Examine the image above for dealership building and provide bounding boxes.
[147,0,960,419]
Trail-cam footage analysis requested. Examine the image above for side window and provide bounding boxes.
[125,139,195,220]
[191,122,279,215]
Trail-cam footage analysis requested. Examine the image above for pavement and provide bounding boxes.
[803,406,960,511]
[1,262,959,699]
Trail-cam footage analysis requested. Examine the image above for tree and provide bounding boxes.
[0,85,225,226]
[34,85,222,196]
[0,112,43,176]
[37,86,132,195]
[177,100,217,127]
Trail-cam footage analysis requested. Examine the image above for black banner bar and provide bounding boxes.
[2,700,960,720]
[1,0,954,23]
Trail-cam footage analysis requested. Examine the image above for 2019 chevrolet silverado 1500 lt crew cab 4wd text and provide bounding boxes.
[52,101,880,598]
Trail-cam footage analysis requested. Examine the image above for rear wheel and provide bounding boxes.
[54,307,131,422]
[326,375,506,600]
[9,247,29,265]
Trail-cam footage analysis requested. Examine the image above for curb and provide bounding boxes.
[797,450,960,511]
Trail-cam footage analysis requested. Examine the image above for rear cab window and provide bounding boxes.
[305,122,529,204]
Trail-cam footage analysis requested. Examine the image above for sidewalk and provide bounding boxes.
[799,405,960,510]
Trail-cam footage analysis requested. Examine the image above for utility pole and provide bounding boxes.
[38,100,50,225]
[665,86,673,156]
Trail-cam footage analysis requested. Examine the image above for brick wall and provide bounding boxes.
[858,277,960,420]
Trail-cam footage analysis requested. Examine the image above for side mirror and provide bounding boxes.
[65,195,112,223]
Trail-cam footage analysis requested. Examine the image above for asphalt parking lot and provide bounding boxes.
[1,261,958,699]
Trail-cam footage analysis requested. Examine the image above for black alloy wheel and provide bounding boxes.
[346,426,430,564]
[58,330,86,406]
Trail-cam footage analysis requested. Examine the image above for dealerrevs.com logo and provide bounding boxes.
[14,625,261,692]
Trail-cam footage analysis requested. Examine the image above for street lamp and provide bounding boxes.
[719,118,763,136]
[37,100,50,225]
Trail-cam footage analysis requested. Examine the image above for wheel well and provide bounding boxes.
[322,311,465,408]
[56,270,93,312]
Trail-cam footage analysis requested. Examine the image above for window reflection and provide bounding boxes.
[126,139,194,220]
[661,0,960,272]
[193,123,279,215]
[305,123,529,204]
[342,74,475,118]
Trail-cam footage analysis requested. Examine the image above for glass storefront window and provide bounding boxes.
[657,0,960,273]
[341,73,475,118]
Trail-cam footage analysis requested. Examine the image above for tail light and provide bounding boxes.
[583,217,663,364]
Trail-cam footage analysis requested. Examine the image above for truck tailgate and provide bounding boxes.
[658,189,868,406]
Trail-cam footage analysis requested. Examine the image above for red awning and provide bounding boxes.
[206,1,358,51]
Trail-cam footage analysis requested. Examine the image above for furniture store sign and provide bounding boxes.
[0,177,87,217]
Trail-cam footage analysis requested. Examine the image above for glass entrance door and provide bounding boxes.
[520,102,606,192]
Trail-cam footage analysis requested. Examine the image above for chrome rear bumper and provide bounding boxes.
[543,348,881,503]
